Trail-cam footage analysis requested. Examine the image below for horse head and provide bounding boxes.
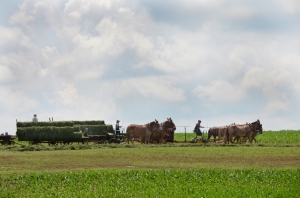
[251,120,263,134]
[149,119,160,132]
[162,118,176,132]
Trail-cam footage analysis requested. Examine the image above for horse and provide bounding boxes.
[151,118,176,144]
[207,126,227,142]
[126,119,160,144]
[224,120,262,144]
[145,120,159,144]
[234,120,263,143]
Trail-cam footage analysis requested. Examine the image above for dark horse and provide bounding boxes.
[151,118,176,144]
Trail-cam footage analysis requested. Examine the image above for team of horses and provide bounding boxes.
[125,118,262,144]
[207,119,263,144]
[126,118,176,144]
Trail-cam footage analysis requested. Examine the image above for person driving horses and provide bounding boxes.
[194,120,204,138]
[115,120,122,138]
[83,128,89,137]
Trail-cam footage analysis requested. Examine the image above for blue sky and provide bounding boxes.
[1,0,300,134]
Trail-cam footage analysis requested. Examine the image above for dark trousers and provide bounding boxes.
[116,130,120,137]
[196,130,202,136]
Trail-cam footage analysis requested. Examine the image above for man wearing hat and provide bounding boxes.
[32,114,38,122]
[115,120,122,137]
[194,120,204,138]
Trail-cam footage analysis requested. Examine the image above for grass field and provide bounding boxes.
[1,130,300,197]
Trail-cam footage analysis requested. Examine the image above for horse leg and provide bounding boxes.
[248,135,253,144]
[223,128,228,144]
[213,134,217,142]
[145,134,150,144]
[229,133,234,144]
[233,135,237,143]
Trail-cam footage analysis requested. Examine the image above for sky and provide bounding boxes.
[1,0,300,134]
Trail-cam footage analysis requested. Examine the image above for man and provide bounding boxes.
[32,114,38,122]
[194,120,204,138]
[83,128,88,137]
[115,120,122,137]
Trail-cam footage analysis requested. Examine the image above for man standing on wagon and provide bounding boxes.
[115,120,122,138]
[32,114,38,122]
[194,120,204,138]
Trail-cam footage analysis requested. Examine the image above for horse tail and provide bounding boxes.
[207,128,212,140]
[224,127,229,144]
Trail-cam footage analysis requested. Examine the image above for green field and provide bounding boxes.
[2,169,299,197]
[175,130,300,144]
[1,130,300,197]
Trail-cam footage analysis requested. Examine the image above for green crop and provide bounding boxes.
[175,130,300,144]
[1,169,299,197]
[255,130,300,143]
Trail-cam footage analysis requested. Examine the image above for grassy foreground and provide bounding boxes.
[1,130,300,197]
[1,169,300,197]
[1,146,300,197]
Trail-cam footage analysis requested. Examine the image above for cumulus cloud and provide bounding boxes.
[9,2,35,29]
[0,66,14,82]
[0,87,39,112]
[113,77,186,102]
[193,80,246,102]
[1,0,300,133]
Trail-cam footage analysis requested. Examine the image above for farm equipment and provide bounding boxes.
[0,135,16,145]
[190,131,208,143]
[16,120,124,145]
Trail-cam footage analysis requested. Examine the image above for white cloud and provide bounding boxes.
[9,2,35,29]
[0,87,39,112]
[56,83,81,106]
[115,77,186,102]
[193,80,245,102]
[1,0,300,133]
[0,66,14,82]
[275,0,300,14]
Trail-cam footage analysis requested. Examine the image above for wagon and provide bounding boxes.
[16,120,124,145]
[0,135,17,145]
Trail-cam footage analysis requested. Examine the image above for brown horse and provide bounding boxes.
[151,118,176,144]
[145,120,159,144]
[208,126,227,142]
[126,120,160,144]
[234,120,263,143]
[224,120,262,144]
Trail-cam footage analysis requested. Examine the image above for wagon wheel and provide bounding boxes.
[29,141,40,145]
[48,141,57,146]
[63,141,70,145]
[109,138,119,144]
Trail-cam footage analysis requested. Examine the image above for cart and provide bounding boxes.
[0,135,17,145]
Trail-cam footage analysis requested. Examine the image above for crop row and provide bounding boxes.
[1,169,299,197]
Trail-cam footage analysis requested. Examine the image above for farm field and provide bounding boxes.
[175,130,300,144]
[1,130,300,197]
